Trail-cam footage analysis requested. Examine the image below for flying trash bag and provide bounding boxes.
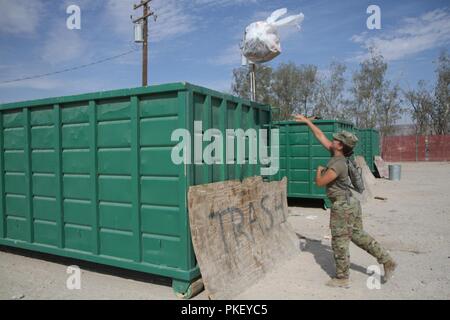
[242,8,304,64]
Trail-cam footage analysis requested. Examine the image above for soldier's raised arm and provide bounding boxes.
[294,115,332,151]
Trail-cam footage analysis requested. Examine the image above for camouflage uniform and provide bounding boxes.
[330,196,392,279]
[326,131,392,279]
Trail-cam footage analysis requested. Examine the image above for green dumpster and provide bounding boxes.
[0,82,272,297]
[273,120,354,208]
[353,128,364,159]
[357,128,380,173]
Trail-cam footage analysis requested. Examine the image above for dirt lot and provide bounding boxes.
[1,162,449,300]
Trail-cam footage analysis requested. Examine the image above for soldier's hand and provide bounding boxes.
[317,165,326,172]
[293,114,309,123]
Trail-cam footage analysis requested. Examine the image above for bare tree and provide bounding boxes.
[315,61,347,119]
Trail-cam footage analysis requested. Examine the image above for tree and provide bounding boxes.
[348,49,387,128]
[377,82,403,138]
[432,50,450,134]
[404,80,434,135]
[297,64,318,117]
[271,62,303,120]
[314,61,347,119]
[231,65,273,105]
[348,50,404,136]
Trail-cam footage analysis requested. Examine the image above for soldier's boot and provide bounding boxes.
[383,259,397,283]
[325,278,350,288]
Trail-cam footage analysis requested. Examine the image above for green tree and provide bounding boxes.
[377,82,403,138]
[349,50,404,136]
[348,49,387,129]
[404,80,434,135]
[432,50,450,134]
[232,62,320,120]
[231,65,273,105]
[271,62,303,120]
[315,61,347,119]
[297,64,318,117]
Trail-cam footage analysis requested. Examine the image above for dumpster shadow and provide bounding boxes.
[0,245,172,287]
[295,233,368,277]
[288,198,325,209]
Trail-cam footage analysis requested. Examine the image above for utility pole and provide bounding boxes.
[249,63,256,102]
[133,0,156,87]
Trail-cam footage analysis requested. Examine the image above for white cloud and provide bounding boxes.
[0,75,121,94]
[190,0,258,7]
[40,28,88,65]
[106,0,196,42]
[104,0,259,43]
[351,8,450,61]
[210,44,242,66]
[0,0,44,35]
[195,78,233,93]
[149,0,197,41]
[0,78,65,90]
[60,0,102,10]
[106,0,142,36]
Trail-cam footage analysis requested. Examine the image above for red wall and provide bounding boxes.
[382,135,450,161]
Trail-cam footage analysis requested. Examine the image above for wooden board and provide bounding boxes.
[374,156,389,179]
[188,177,298,300]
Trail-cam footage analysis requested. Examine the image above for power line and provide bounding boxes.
[0,47,141,85]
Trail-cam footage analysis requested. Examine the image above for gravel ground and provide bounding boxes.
[1,162,449,300]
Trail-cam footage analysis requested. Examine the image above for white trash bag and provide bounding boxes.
[242,8,304,63]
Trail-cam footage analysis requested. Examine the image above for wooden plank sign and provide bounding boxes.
[374,156,389,179]
[187,177,298,300]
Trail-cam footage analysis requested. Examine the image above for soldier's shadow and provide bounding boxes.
[295,233,368,277]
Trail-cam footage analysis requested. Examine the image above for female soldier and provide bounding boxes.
[294,115,397,288]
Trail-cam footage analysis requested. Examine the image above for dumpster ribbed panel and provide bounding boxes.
[0,113,4,239]
[275,120,354,201]
[356,128,380,172]
[0,83,272,286]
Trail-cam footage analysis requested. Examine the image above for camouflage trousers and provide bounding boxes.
[330,196,391,279]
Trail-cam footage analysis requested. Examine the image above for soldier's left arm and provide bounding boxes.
[316,167,338,187]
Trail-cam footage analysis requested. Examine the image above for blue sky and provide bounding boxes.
[1,0,449,124]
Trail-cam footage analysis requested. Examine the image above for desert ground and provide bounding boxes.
[1,162,449,300]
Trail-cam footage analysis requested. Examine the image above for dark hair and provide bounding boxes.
[342,144,354,157]
[336,139,354,157]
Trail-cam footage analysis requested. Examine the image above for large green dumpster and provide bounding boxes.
[357,129,380,173]
[274,120,354,207]
[353,128,364,159]
[0,82,271,297]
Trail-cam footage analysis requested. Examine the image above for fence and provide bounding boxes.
[382,135,450,161]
